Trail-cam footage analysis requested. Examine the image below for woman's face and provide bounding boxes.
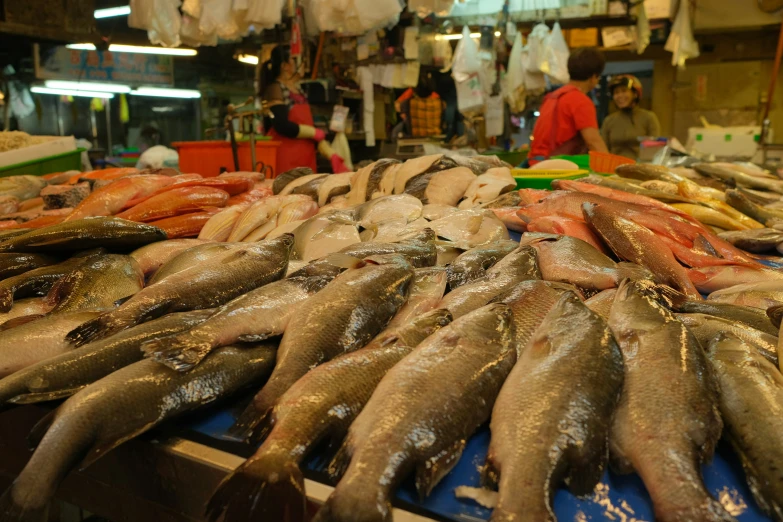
[613,85,634,109]
[280,56,301,80]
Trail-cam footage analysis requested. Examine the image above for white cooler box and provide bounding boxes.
[686,126,770,161]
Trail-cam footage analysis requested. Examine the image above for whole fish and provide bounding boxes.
[527,215,610,254]
[0,175,46,202]
[128,239,207,279]
[0,343,276,522]
[421,203,460,221]
[116,186,229,222]
[695,163,783,194]
[585,288,617,319]
[676,313,779,368]
[274,199,318,226]
[583,202,700,297]
[65,236,294,346]
[439,246,541,318]
[423,209,509,249]
[482,190,522,209]
[0,311,101,377]
[487,293,624,521]
[230,254,414,439]
[718,228,783,253]
[489,207,528,232]
[531,235,652,291]
[313,303,516,522]
[688,265,783,294]
[273,167,313,194]
[670,299,778,336]
[0,217,167,254]
[0,253,59,280]
[708,280,783,309]
[608,280,731,522]
[446,240,519,289]
[387,267,447,328]
[725,189,783,226]
[677,181,762,229]
[708,334,783,521]
[615,163,684,183]
[205,310,452,522]
[147,242,236,285]
[124,177,253,207]
[671,203,751,231]
[0,310,214,405]
[677,179,727,203]
[198,204,249,242]
[353,195,423,226]
[144,274,333,370]
[65,175,175,221]
[292,213,361,262]
[554,177,692,208]
[0,298,53,328]
[228,195,311,242]
[148,209,220,238]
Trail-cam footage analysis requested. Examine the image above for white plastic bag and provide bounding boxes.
[452,26,481,82]
[199,0,241,39]
[246,0,284,28]
[544,22,570,84]
[407,0,452,17]
[180,13,219,46]
[503,33,526,113]
[129,0,183,47]
[521,43,546,93]
[665,0,699,68]
[527,23,550,73]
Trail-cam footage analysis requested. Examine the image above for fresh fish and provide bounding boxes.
[489,207,528,232]
[583,202,701,297]
[281,174,327,196]
[608,280,731,522]
[125,177,253,206]
[0,196,18,215]
[392,154,459,195]
[66,236,294,346]
[458,168,515,209]
[0,298,53,328]
[739,188,782,206]
[487,293,624,521]
[447,240,519,290]
[225,185,273,206]
[312,303,515,522]
[425,209,510,249]
[677,181,762,229]
[359,217,429,243]
[292,214,361,262]
[482,190,523,209]
[439,246,540,318]
[708,334,783,521]
[273,167,313,194]
[0,311,101,377]
[688,265,783,294]
[695,163,783,194]
[144,275,333,370]
[197,205,249,242]
[405,167,476,206]
[317,173,352,207]
[148,209,220,238]
[554,177,693,209]
[44,254,144,314]
[531,235,653,291]
[527,215,610,254]
[205,310,452,522]
[640,179,679,194]
[421,203,460,221]
[128,239,207,279]
[661,293,779,336]
[0,343,276,522]
[677,179,727,203]
[147,242,236,285]
[387,268,447,327]
[228,196,309,242]
[241,216,279,242]
[708,280,783,309]
[0,176,47,201]
[615,163,684,183]
[676,313,779,368]
[116,186,229,222]
[350,194,423,227]
[275,199,318,226]
[0,253,59,280]
[230,254,414,439]
[65,175,175,221]
[0,217,167,254]
[585,288,617,318]
[717,228,783,253]
[671,203,751,231]
[0,310,214,405]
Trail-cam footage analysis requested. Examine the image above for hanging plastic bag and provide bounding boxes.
[452,26,481,82]
[635,2,651,55]
[544,22,570,84]
[503,32,526,112]
[180,13,219,46]
[331,132,354,171]
[199,0,242,39]
[665,0,699,68]
[527,23,550,73]
[521,43,546,93]
[245,0,284,28]
[129,0,182,47]
[343,0,403,35]
[407,0,452,17]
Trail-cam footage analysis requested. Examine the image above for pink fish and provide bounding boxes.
[490,207,527,232]
[553,179,689,215]
[65,175,176,221]
[688,265,783,294]
[527,215,609,254]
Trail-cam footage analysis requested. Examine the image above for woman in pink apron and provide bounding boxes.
[261,46,349,174]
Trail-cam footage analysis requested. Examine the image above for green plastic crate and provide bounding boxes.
[512,168,590,190]
[550,154,590,171]
[0,149,83,178]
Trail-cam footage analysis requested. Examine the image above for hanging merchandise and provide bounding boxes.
[452,26,485,114]
[129,0,183,47]
[180,13,219,46]
[198,0,243,40]
[404,27,419,60]
[665,0,699,69]
[330,132,354,171]
[503,32,526,113]
[408,0,453,17]
[245,0,284,29]
[527,22,550,73]
[543,22,570,85]
[635,1,651,55]
[521,42,546,94]
[432,37,453,71]
[357,66,376,147]
[309,0,402,35]
[485,95,504,138]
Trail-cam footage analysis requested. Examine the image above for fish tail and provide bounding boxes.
[0,289,13,314]
[142,332,214,372]
[312,487,391,522]
[205,453,305,522]
[0,487,48,522]
[227,401,270,441]
[64,314,123,347]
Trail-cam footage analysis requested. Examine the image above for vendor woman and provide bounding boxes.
[600,75,661,159]
[262,46,349,174]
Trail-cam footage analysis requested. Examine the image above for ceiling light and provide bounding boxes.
[237,54,259,65]
[131,87,201,99]
[45,80,131,93]
[66,43,197,56]
[435,32,487,41]
[94,5,131,18]
[31,87,114,99]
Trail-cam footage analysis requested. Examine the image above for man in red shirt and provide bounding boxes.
[529,47,609,165]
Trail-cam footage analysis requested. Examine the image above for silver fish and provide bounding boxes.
[446,240,519,290]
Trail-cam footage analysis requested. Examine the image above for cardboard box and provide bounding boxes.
[568,28,599,47]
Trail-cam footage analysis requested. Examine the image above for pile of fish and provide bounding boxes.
[0,158,782,522]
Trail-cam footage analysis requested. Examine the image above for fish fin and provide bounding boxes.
[0,315,44,331]
[9,388,84,405]
[247,407,276,446]
[327,437,354,481]
[0,288,13,313]
[0,488,49,522]
[768,305,783,329]
[228,403,270,442]
[324,253,366,270]
[220,249,253,265]
[236,332,277,343]
[44,271,83,307]
[565,452,607,497]
[205,454,306,522]
[142,333,213,372]
[77,427,152,471]
[415,438,466,501]
[113,294,134,307]
[65,315,112,347]
[693,235,723,258]
[616,262,654,283]
[467,215,483,235]
[26,408,58,450]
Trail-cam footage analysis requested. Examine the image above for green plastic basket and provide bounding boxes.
[512,168,590,190]
[0,149,84,178]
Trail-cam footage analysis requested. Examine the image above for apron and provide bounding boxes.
[547,85,588,157]
[267,91,318,175]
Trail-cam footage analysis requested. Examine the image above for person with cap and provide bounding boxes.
[528,47,608,165]
[601,74,661,159]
